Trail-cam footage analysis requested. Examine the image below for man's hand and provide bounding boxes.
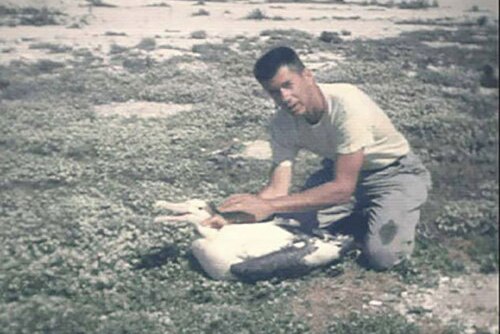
[201,214,229,229]
[218,193,275,222]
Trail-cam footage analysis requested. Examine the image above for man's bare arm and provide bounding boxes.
[266,150,364,213]
[214,150,364,222]
[258,161,293,199]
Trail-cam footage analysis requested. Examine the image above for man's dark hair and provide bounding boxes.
[253,46,305,83]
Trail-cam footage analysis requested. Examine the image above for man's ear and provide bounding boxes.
[302,68,314,83]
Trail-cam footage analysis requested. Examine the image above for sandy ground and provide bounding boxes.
[2,0,496,118]
[0,0,498,65]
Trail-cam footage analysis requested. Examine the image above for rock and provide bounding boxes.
[369,300,383,307]
[439,276,450,284]
[381,293,399,302]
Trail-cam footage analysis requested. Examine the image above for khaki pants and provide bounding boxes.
[285,152,432,270]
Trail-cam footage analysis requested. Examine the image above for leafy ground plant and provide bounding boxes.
[327,312,420,334]
[0,21,498,334]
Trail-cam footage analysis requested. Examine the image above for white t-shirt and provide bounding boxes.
[269,83,410,171]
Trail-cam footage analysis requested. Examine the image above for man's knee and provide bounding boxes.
[362,243,414,271]
[362,209,420,270]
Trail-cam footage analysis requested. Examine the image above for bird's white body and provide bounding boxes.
[154,199,349,280]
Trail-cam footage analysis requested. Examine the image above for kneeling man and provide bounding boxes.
[204,46,432,270]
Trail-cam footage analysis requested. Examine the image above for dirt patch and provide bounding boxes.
[397,274,499,332]
[94,101,193,118]
[293,267,499,333]
[293,267,405,333]
[232,139,272,160]
[1,0,498,66]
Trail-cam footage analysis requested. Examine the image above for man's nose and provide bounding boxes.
[280,88,291,102]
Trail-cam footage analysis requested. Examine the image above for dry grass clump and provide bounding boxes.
[145,2,171,7]
[244,8,268,20]
[398,0,439,9]
[242,8,288,21]
[135,38,156,51]
[86,0,117,8]
[29,42,73,54]
[109,44,129,55]
[0,5,65,26]
[396,17,490,27]
[358,0,439,9]
[190,30,208,39]
[104,31,127,36]
[331,15,361,20]
[192,8,210,16]
[319,31,343,43]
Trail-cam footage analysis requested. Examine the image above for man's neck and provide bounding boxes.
[304,85,328,125]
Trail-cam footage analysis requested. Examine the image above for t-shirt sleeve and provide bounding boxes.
[334,89,375,154]
[269,111,299,165]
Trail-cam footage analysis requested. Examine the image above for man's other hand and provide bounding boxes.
[201,214,229,229]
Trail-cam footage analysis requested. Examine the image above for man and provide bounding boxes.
[203,46,431,270]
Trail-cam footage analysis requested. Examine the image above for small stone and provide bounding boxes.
[369,300,383,307]
[440,276,450,284]
[381,293,398,302]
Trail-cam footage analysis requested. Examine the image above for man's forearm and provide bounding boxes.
[258,162,292,199]
[266,180,354,214]
[258,185,287,199]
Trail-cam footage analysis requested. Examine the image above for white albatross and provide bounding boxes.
[154,199,352,281]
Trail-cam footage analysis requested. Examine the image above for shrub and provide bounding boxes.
[35,59,65,73]
[109,44,128,54]
[136,38,156,51]
[86,0,116,7]
[0,6,65,26]
[146,2,171,7]
[192,9,209,16]
[398,0,438,9]
[477,15,489,26]
[29,42,72,53]
[244,9,268,20]
[104,31,127,36]
[435,200,498,236]
[190,30,207,39]
[319,31,343,43]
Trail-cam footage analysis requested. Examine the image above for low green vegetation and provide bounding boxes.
[327,312,420,334]
[0,21,498,333]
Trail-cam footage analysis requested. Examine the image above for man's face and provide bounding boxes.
[261,65,314,117]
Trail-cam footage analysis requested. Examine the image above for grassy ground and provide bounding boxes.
[0,20,498,333]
